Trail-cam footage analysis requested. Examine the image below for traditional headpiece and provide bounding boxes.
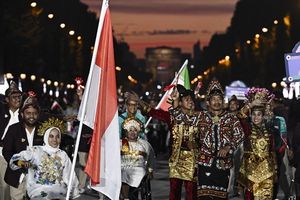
[229,95,238,103]
[125,91,139,104]
[177,84,195,100]
[5,81,21,97]
[251,105,265,113]
[245,87,275,104]
[37,117,66,136]
[122,117,142,133]
[21,91,40,112]
[206,79,224,99]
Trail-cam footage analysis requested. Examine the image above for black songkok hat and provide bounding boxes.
[206,79,224,100]
[177,84,195,100]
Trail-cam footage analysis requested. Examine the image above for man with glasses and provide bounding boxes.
[119,92,146,139]
[0,81,22,200]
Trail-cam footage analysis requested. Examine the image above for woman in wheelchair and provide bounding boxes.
[121,117,154,200]
[9,118,80,200]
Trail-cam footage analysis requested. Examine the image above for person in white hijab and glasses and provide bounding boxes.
[9,117,80,200]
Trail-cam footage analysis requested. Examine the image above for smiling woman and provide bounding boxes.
[81,0,238,58]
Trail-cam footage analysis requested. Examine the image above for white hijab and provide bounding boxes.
[42,127,61,154]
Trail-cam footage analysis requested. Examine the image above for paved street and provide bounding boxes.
[78,153,287,200]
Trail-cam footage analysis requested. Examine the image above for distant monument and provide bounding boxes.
[145,46,182,83]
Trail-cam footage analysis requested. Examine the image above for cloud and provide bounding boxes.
[81,0,236,16]
[114,29,197,37]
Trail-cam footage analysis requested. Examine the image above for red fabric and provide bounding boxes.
[245,190,254,200]
[169,178,196,200]
[84,8,117,184]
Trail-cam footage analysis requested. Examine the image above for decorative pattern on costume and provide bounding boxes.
[197,111,243,170]
[35,153,63,185]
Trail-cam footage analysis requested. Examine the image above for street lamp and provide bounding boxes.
[30,2,37,7]
[60,23,66,29]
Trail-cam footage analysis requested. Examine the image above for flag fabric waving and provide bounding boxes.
[158,60,190,111]
[144,60,190,128]
[77,0,121,199]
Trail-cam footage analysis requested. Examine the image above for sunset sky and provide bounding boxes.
[81,0,239,58]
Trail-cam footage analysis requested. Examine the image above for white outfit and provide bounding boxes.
[121,138,154,188]
[9,127,79,199]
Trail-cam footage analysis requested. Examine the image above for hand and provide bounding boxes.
[17,160,32,168]
[217,146,231,158]
[250,99,266,107]
[170,87,179,101]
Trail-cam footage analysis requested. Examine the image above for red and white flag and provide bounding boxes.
[77,0,121,199]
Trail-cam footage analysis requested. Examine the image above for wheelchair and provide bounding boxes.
[126,175,152,200]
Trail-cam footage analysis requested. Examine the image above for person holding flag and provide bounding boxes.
[140,84,199,200]
[66,0,121,199]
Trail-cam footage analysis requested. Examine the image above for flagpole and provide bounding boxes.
[66,0,109,199]
[144,59,188,128]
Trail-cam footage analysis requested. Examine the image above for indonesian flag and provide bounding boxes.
[77,1,121,199]
[158,60,190,111]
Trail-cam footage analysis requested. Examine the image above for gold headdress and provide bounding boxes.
[38,117,66,136]
[206,79,224,99]
[245,87,275,104]
[122,117,142,133]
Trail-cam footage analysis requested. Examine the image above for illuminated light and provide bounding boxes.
[60,82,64,87]
[43,83,47,94]
[280,81,287,87]
[54,81,59,87]
[157,85,162,90]
[49,89,53,96]
[271,82,277,88]
[128,75,132,80]
[246,40,251,44]
[30,75,36,81]
[55,89,59,98]
[69,30,75,36]
[190,65,195,69]
[200,95,206,99]
[262,27,268,33]
[6,73,13,79]
[204,71,208,76]
[115,66,121,71]
[145,91,149,96]
[67,84,71,89]
[159,93,162,97]
[70,84,75,89]
[274,20,278,25]
[197,75,202,79]
[225,56,230,61]
[48,14,54,19]
[20,73,26,80]
[46,80,52,85]
[60,23,66,29]
[30,2,37,7]
[255,34,260,39]
[90,46,94,50]
[40,78,45,83]
[235,48,239,53]
[77,36,82,41]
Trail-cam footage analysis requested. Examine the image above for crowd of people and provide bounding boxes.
[0,78,300,200]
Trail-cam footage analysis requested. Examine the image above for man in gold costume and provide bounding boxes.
[140,85,199,200]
